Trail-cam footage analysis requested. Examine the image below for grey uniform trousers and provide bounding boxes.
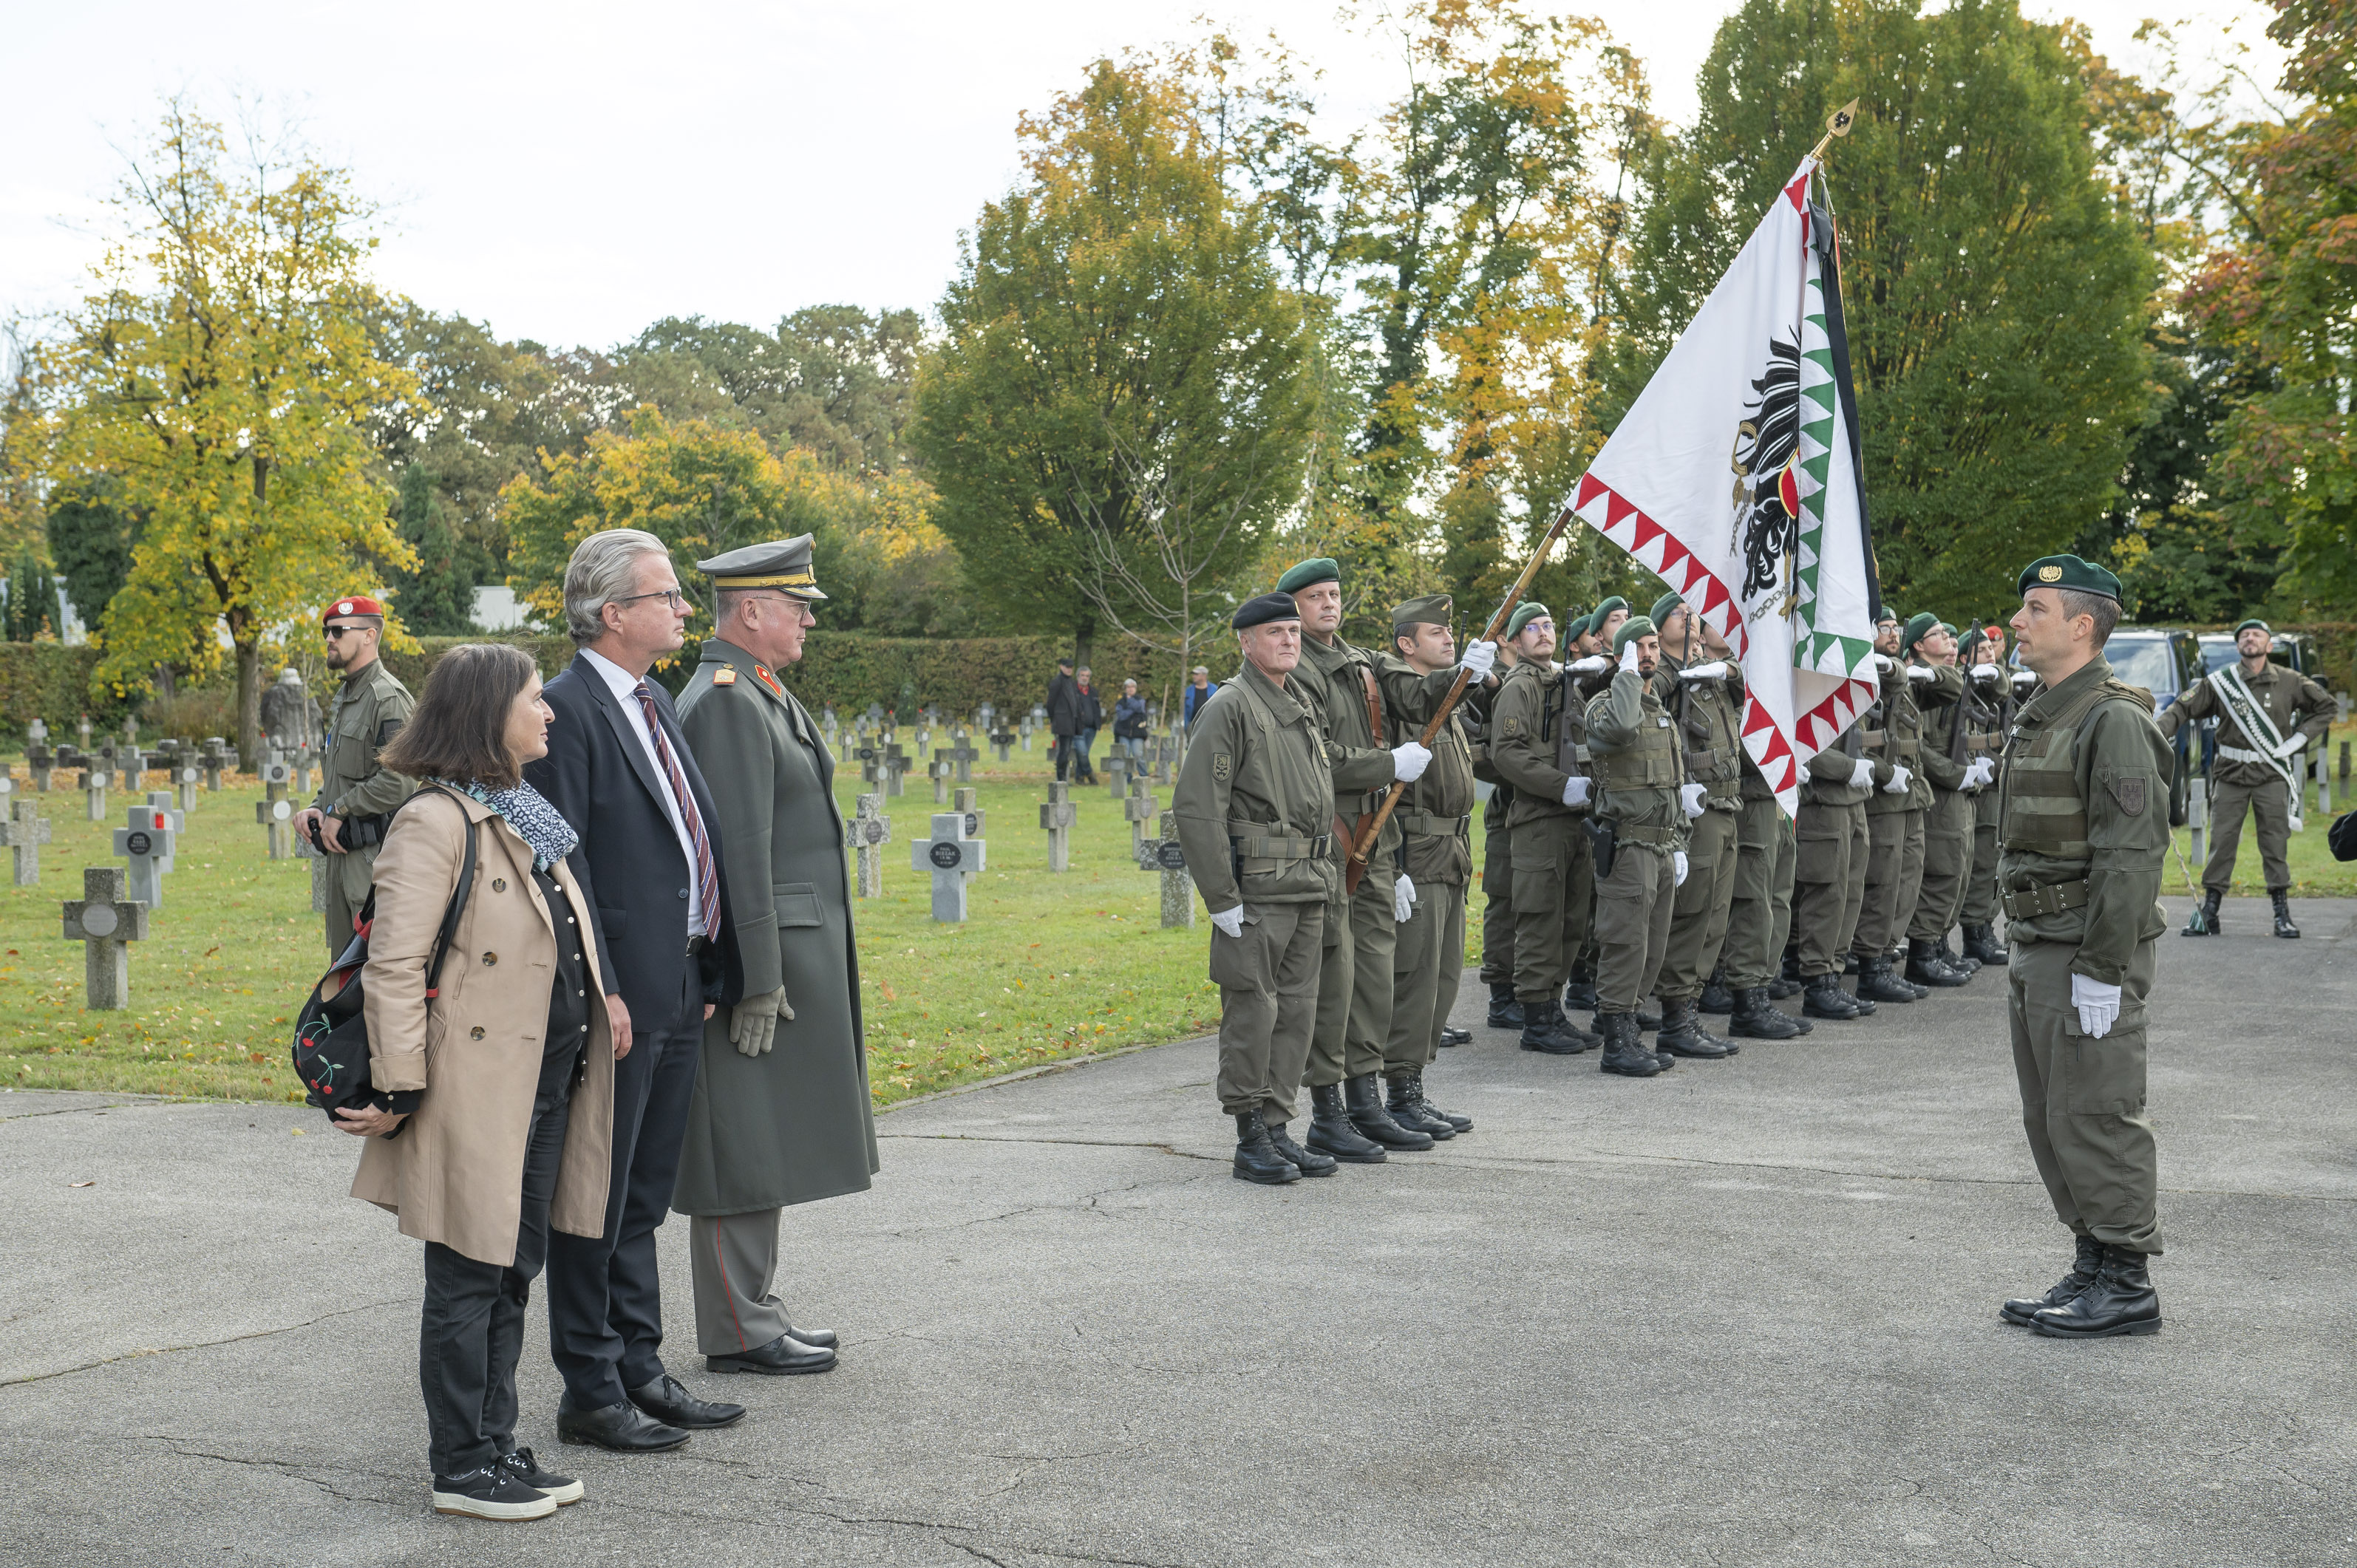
[1962,786,2001,927]
[1909,785,1975,942]
[2204,772,2298,894]
[2009,937,2162,1255]
[1215,900,1324,1119]
[1657,806,1740,1001]
[1792,799,1869,978]
[1594,840,1678,1015]
[1510,814,1592,1004]
[1852,807,1926,957]
[1724,794,1796,989]
[1388,878,1466,1070]
[691,1208,797,1356]
[1306,869,1395,1088]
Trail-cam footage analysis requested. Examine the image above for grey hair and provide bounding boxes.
[2055,587,2119,649]
[563,529,671,644]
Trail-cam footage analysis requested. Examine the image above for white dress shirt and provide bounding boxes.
[579,647,706,938]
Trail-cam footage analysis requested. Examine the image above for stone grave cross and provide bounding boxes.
[256,794,296,859]
[928,750,953,805]
[990,723,1016,763]
[846,792,892,898]
[1105,749,1133,798]
[113,800,179,910]
[26,720,54,792]
[81,760,108,823]
[5,797,52,887]
[64,866,151,1010]
[1123,777,1158,851]
[911,811,987,921]
[1038,781,1077,873]
[1134,810,1194,929]
[200,737,238,791]
[881,743,911,798]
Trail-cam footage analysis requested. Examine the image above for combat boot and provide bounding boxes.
[1729,986,1806,1040]
[1905,937,1970,988]
[1654,996,1735,1058]
[1962,922,2010,965]
[1438,1026,1472,1048]
[1772,950,1803,999]
[1698,962,1735,1015]
[1937,933,1982,975]
[2031,1244,2161,1338]
[1519,997,1596,1055]
[1262,1116,1338,1177]
[1801,973,1862,1020]
[1232,1110,1299,1184]
[2000,1234,2102,1326]
[1562,963,1599,1012]
[1344,1073,1432,1151]
[1854,953,1918,1003]
[1890,946,1929,998]
[1596,1012,1664,1077]
[1384,1071,1456,1139]
[1305,1082,1386,1165]
[1486,982,1523,1029]
[2183,890,2222,936]
[2272,890,2300,938]
[1403,1067,1471,1133]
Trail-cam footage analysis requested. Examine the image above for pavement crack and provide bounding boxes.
[2,1297,409,1388]
[143,1436,402,1508]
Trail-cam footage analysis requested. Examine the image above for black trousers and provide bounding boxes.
[547,969,701,1409]
[420,1073,572,1477]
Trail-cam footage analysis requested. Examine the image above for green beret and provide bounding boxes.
[1591,596,1628,624]
[1506,602,1553,641]
[1392,593,1452,630]
[2016,553,2121,601]
[1650,591,1684,629]
[2234,617,2271,635]
[1276,557,1339,594]
[1900,612,1941,655]
[1613,614,1657,655]
[1231,591,1301,630]
[1563,613,1594,643]
[1876,606,1902,627]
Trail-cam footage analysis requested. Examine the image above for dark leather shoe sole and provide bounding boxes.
[557,1421,690,1453]
[1231,1160,1301,1184]
[1728,1016,1802,1040]
[2030,1312,2161,1338]
[1599,1057,1664,1077]
[704,1352,834,1377]
[1519,1035,1591,1055]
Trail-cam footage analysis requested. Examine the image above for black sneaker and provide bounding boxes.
[501,1447,583,1506]
[432,1464,558,1521]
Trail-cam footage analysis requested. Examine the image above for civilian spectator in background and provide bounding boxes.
[1184,666,1218,729]
[1047,658,1084,783]
[1113,678,1149,766]
[1072,667,1104,785]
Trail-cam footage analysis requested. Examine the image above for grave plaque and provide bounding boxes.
[911,811,986,921]
[64,866,151,1009]
[846,792,892,898]
[1134,810,1194,928]
[953,786,987,883]
[113,802,179,910]
[1038,781,1077,873]
[4,799,51,887]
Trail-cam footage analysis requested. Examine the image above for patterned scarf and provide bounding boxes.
[436,778,579,872]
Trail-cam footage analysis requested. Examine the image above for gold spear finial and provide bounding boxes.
[1809,99,1862,162]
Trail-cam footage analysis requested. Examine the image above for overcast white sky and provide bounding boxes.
[2,0,2283,352]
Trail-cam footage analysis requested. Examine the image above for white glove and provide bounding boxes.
[729,986,793,1058]
[1678,661,1729,681]
[1390,741,1432,783]
[1673,850,1690,887]
[1962,756,1995,790]
[2012,669,2038,690]
[1392,873,1417,924]
[1567,655,1611,675]
[1618,639,1642,674]
[1906,665,1933,683]
[1210,905,1245,938]
[1459,640,1498,681]
[1874,653,1895,672]
[1561,775,1591,808]
[2273,732,2310,758]
[1848,758,1875,790]
[1970,663,2001,681]
[1882,763,1914,794]
[1679,781,1708,819]
[2070,972,2122,1039]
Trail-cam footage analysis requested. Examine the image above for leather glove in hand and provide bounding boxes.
[1679,781,1708,819]
[1561,775,1591,808]
[1848,757,1876,791]
[1459,640,1498,681]
[1679,661,1729,681]
[1673,850,1690,887]
[2273,732,2310,758]
[1961,757,1995,790]
[729,986,793,1058]
[1210,905,1245,939]
[1390,740,1433,783]
[1882,763,1914,795]
[2070,972,2122,1039]
[1393,874,1417,924]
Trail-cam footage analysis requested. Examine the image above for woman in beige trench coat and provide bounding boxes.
[338,643,619,1522]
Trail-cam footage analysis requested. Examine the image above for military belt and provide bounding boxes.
[1227,822,1333,860]
[1396,811,1471,837]
[2218,744,2269,763]
[1683,745,1739,775]
[2000,878,2090,920]
[1608,820,1681,848]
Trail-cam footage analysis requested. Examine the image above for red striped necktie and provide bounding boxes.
[633,683,720,936]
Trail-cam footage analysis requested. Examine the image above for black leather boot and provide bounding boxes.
[1891,946,1929,998]
[1698,962,1735,1015]
[1404,1067,1471,1132]
[1344,1073,1433,1150]
[1654,996,1734,1058]
[1729,985,1806,1040]
[1962,922,2010,965]
[1438,1026,1472,1047]
[1232,1109,1299,1184]
[1854,954,1918,1003]
[1772,950,1803,998]
[2272,890,2300,938]
[1263,1116,1338,1176]
[1562,964,1599,1012]
[2183,890,2221,936]
[1801,973,1861,1020]
[1384,1071,1456,1139]
[1305,1081,1386,1164]
[1636,1006,1664,1032]
[1486,982,1523,1029]
[1519,996,1596,1055]
[2000,1234,2103,1326]
[2031,1244,2161,1338]
[1938,933,1982,975]
[1596,1012,1664,1077]
[1905,937,1970,987]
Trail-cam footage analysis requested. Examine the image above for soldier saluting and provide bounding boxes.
[2157,617,2333,938]
[1996,556,2173,1338]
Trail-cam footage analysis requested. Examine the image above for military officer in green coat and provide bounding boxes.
[1647,593,1742,1058]
[296,594,416,956]
[1584,615,1693,1077]
[1475,637,1522,1028]
[1173,593,1344,1184]
[1902,614,1979,986]
[1954,625,2014,967]
[1996,554,2172,1338]
[673,536,878,1369]
[1851,610,1933,1003]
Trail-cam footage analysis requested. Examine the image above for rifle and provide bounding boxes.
[1347,503,1579,875]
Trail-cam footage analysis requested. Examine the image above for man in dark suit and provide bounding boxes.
[1046,658,1082,781]
[524,528,746,1453]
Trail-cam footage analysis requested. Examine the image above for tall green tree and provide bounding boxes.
[616,308,922,473]
[42,481,140,635]
[1608,0,2154,626]
[391,463,478,633]
[913,57,1317,664]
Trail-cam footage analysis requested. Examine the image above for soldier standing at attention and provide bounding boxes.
[1564,601,1623,1012]
[1850,610,1932,1004]
[1489,604,1604,1055]
[1955,627,2014,967]
[1647,593,1740,1059]
[1584,616,1692,1076]
[2157,617,2334,938]
[1902,615,1979,986]
[1996,556,2171,1338]
[1789,692,1881,1023]
[1172,593,1341,1184]
[294,595,417,956]
[1475,636,1522,1030]
[1276,558,1439,1157]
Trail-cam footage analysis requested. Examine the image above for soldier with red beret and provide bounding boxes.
[295,595,418,955]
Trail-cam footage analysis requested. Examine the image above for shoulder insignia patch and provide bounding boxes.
[1214,753,1231,783]
[1501,717,1521,739]
[712,667,738,686]
[2109,774,2147,815]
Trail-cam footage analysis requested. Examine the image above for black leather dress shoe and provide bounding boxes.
[628,1373,745,1429]
[707,1334,839,1375]
[785,1323,839,1349]
[556,1400,690,1453]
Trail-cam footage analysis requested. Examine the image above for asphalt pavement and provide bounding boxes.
[4,896,2354,1567]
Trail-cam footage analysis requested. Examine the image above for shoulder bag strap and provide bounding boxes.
[418,786,480,1000]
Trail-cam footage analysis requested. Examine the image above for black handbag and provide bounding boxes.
[290,788,478,1130]
[2330,810,2357,864]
